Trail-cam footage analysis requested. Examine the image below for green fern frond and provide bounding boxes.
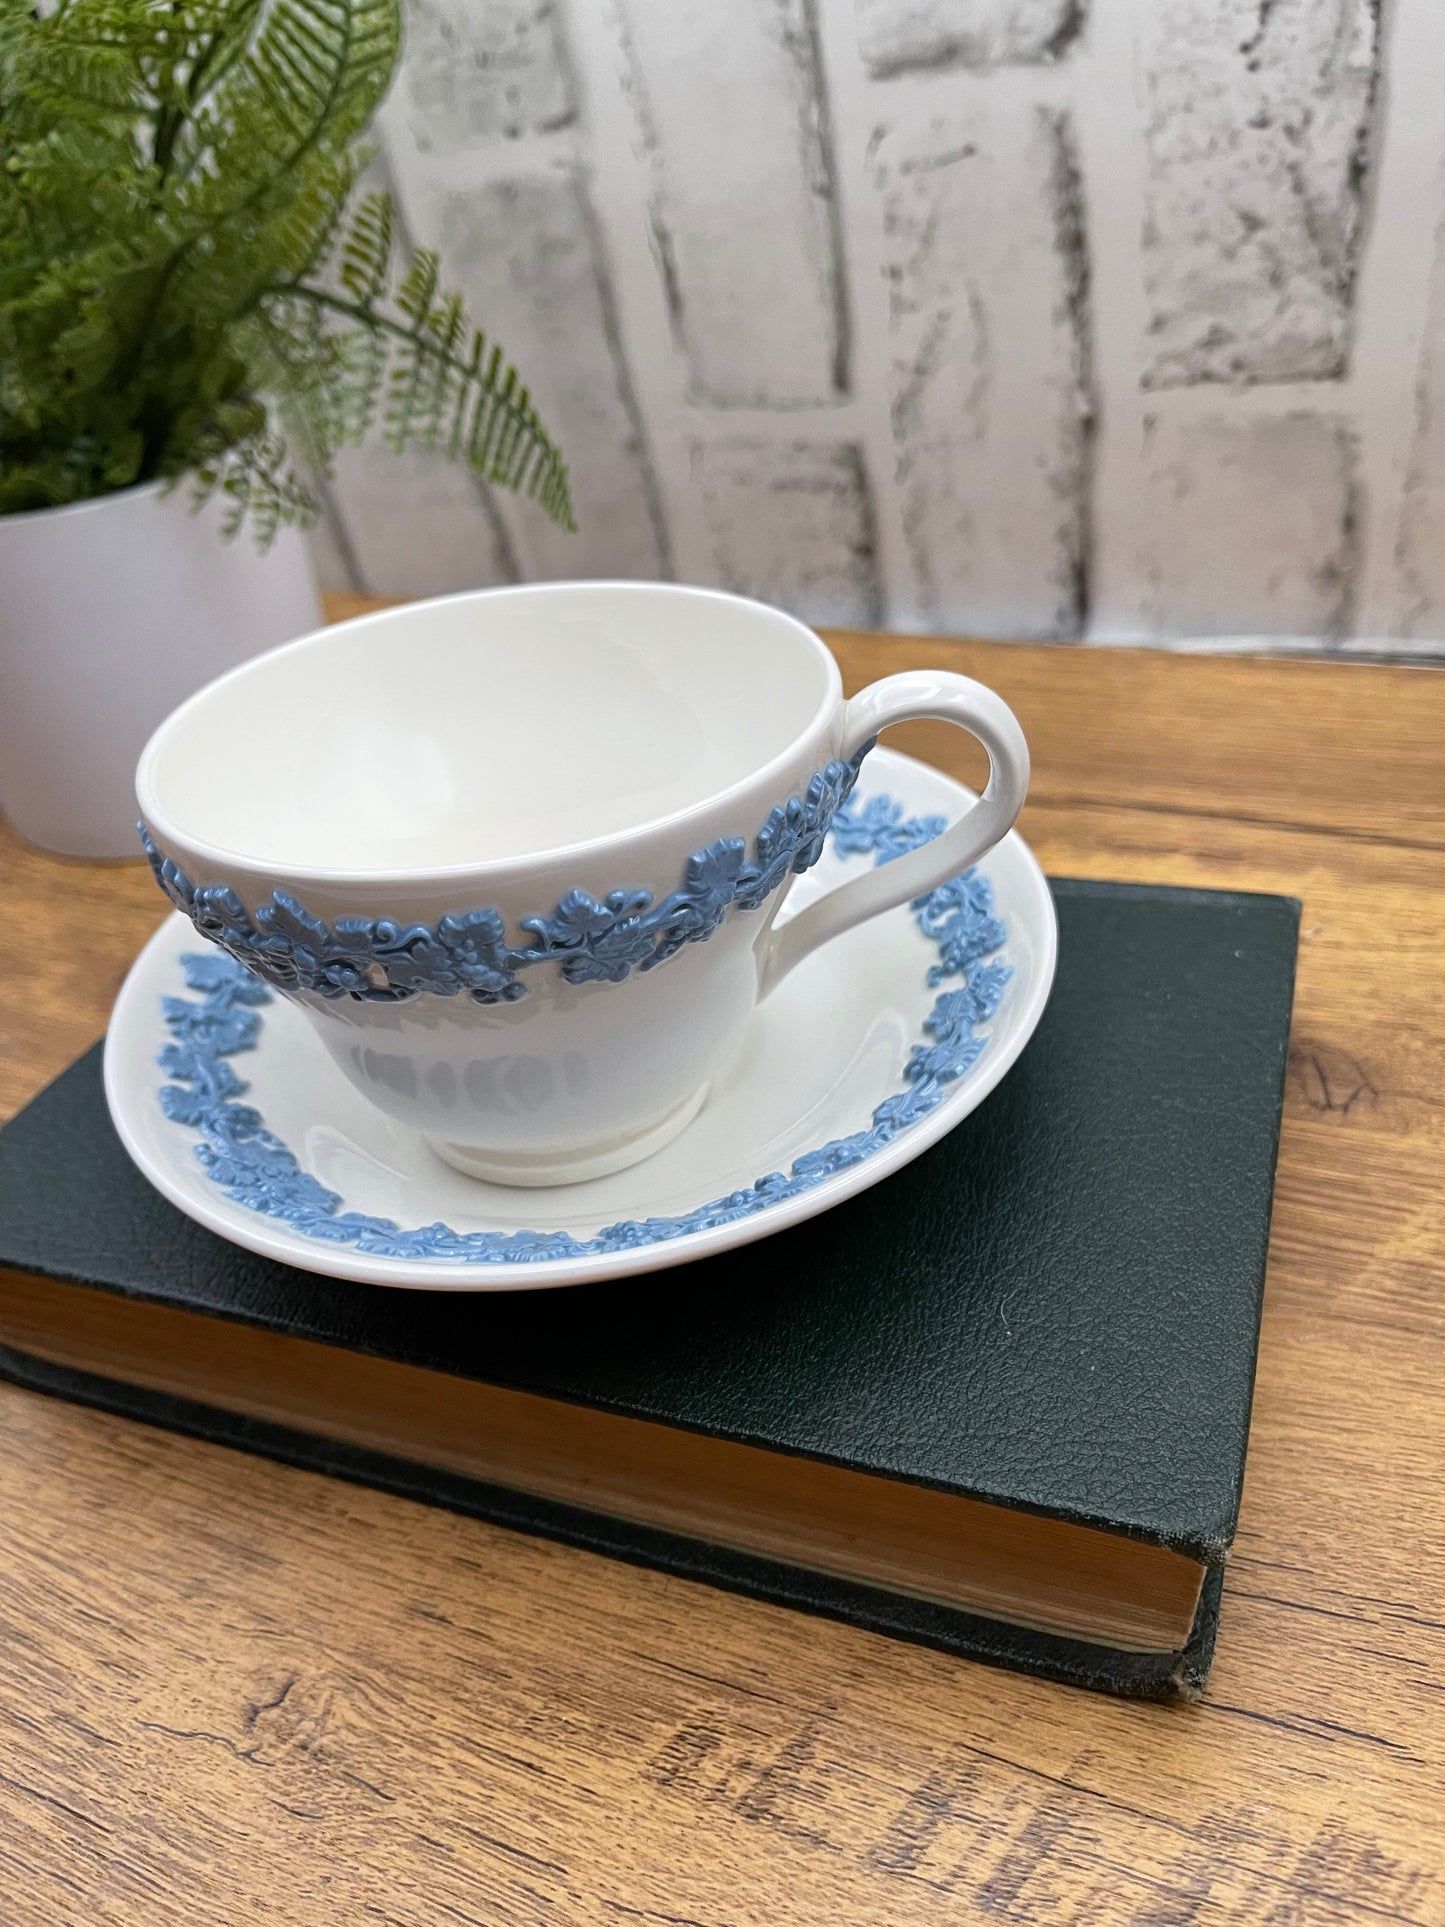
[192,420,319,546]
[0,0,573,542]
[259,197,573,530]
[338,184,390,303]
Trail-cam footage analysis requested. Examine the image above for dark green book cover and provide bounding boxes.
[0,880,1299,1699]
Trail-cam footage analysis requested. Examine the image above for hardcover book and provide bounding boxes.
[0,879,1299,1699]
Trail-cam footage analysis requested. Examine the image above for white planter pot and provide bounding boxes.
[0,480,323,857]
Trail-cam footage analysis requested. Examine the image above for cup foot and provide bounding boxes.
[427,1083,710,1189]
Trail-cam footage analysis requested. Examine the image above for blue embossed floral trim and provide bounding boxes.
[153,794,1010,1267]
[141,748,871,1007]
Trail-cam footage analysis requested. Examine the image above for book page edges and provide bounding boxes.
[0,1269,1206,1652]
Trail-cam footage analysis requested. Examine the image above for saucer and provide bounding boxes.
[104,747,1057,1291]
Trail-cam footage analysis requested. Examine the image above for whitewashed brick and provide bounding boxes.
[693,441,882,628]
[1141,415,1356,636]
[304,488,359,595]
[617,0,844,406]
[873,105,1092,639]
[1142,0,1378,388]
[1395,212,1445,638]
[323,443,515,597]
[424,169,669,579]
[857,0,1083,76]
[397,0,574,154]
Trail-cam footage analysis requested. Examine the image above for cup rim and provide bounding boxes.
[136,580,844,887]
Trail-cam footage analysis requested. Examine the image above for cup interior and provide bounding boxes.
[139,583,837,874]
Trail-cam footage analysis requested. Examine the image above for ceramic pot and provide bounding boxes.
[0,480,322,858]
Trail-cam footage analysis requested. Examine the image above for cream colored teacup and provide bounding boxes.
[138,583,1029,1186]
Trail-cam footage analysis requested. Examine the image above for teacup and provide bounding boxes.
[137,583,1029,1186]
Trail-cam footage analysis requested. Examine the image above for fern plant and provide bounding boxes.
[0,0,574,543]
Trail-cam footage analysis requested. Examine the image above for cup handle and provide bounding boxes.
[758,671,1030,999]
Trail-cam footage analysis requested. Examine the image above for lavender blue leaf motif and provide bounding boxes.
[830,791,946,865]
[914,870,1008,987]
[140,748,871,1008]
[152,792,1013,1267]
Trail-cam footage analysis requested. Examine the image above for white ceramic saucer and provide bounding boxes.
[104,748,1057,1291]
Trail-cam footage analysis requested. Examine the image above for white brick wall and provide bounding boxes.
[693,439,881,626]
[872,102,1092,638]
[1140,414,1358,637]
[1396,206,1445,640]
[1140,0,1378,389]
[307,0,1445,656]
[616,0,845,407]
[425,171,669,579]
[397,0,576,152]
[857,0,1082,77]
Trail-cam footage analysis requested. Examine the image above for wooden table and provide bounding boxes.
[1,606,1442,1925]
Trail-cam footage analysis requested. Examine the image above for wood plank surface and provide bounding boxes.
[0,599,1442,1925]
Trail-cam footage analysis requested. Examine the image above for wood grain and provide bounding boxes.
[1,602,1442,1926]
